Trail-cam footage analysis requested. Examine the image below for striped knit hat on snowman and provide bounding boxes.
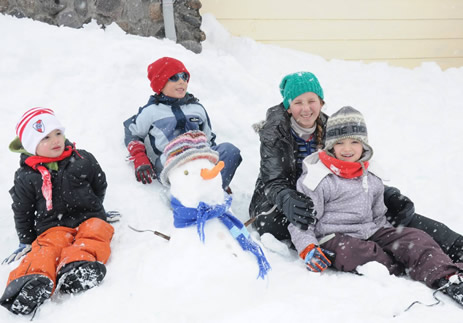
[16,107,65,155]
[160,131,219,186]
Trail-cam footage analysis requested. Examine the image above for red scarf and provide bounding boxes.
[24,145,75,211]
[318,151,369,179]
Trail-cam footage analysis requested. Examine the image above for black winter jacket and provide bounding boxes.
[249,103,328,218]
[10,143,107,244]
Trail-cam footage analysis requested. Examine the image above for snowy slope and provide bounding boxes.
[1,13,463,322]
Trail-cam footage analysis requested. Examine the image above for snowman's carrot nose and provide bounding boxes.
[200,161,225,180]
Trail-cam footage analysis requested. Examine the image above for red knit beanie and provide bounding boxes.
[147,57,190,94]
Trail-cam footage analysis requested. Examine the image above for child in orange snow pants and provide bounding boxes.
[0,108,116,316]
[6,218,114,289]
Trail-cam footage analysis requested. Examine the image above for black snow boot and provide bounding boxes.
[0,274,53,315]
[436,273,463,306]
[57,261,106,294]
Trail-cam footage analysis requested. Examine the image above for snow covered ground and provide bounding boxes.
[1,13,463,322]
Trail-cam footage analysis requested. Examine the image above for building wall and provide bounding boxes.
[200,0,463,69]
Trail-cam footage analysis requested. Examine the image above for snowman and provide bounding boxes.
[159,131,270,279]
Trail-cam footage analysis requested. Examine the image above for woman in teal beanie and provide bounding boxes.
[249,71,463,263]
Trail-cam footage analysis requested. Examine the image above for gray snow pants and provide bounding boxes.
[321,227,463,288]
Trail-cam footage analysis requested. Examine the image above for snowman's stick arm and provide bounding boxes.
[128,225,171,241]
[244,205,278,227]
[153,231,171,241]
[244,217,257,227]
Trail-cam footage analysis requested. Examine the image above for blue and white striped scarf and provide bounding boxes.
[171,195,271,279]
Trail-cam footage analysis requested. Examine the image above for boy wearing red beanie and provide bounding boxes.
[0,108,116,315]
[123,57,242,191]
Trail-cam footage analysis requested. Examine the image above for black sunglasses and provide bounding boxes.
[169,72,189,82]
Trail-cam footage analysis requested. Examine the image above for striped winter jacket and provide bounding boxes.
[123,93,216,164]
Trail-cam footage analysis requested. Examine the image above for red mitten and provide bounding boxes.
[127,141,155,184]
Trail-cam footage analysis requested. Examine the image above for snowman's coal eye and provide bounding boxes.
[184,170,189,175]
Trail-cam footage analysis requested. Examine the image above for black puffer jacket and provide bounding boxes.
[249,103,327,218]
[9,141,107,244]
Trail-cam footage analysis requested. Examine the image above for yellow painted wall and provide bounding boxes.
[200,0,463,69]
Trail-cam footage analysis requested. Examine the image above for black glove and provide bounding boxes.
[384,186,415,226]
[448,236,463,263]
[275,189,317,230]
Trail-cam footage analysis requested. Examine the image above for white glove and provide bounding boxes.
[106,210,122,223]
[2,243,32,265]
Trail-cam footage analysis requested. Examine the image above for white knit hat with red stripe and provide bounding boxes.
[16,107,65,154]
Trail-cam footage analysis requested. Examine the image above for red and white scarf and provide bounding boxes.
[318,151,369,179]
[24,145,75,211]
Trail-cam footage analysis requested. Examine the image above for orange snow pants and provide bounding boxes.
[6,218,114,291]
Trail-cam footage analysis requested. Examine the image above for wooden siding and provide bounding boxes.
[200,0,463,69]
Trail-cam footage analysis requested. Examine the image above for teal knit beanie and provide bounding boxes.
[279,72,324,109]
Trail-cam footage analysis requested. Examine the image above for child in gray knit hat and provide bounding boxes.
[288,106,463,307]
